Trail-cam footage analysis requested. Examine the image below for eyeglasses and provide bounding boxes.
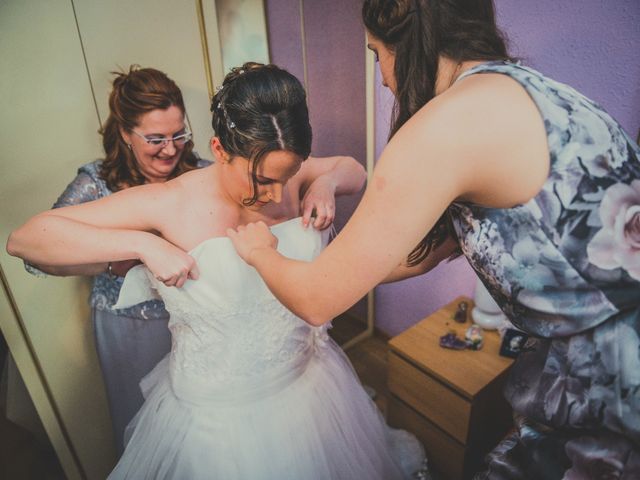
[131,129,193,149]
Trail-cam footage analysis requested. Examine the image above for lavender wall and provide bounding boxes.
[375,0,640,336]
[495,0,640,136]
[264,0,305,88]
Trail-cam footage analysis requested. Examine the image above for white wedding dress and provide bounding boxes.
[109,217,425,479]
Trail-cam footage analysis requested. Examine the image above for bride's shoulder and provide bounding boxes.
[165,167,213,196]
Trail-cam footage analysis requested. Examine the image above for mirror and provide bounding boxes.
[215,0,270,74]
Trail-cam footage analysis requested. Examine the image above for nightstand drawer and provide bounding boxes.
[388,351,470,444]
[388,395,465,480]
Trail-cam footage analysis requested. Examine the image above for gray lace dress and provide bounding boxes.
[26,157,211,455]
[448,62,640,479]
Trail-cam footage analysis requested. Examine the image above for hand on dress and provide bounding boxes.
[301,175,336,230]
[227,221,278,266]
[109,259,142,277]
[139,239,199,288]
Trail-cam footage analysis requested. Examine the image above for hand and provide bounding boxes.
[227,221,278,265]
[108,259,142,277]
[300,175,336,230]
[139,238,199,288]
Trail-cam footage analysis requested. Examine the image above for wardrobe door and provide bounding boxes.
[0,0,115,478]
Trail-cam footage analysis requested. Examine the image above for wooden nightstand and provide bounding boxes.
[387,297,514,480]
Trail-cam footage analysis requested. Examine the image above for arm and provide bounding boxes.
[24,169,113,277]
[297,155,367,229]
[31,262,112,277]
[229,74,549,325]
[33,259,141,277]
[24,168,139,277]
[7,182,199,287]
[381,234,459,284]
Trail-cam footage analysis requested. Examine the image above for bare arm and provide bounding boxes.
[23,169,115,277]
[7,181,199,287]
[229,74,549,325]
[32,262,110,277]
[29,258,140,277]
[297,155,367,229]
[381,234,459,284]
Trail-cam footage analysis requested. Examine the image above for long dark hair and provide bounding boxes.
[100,66,199,192]
[363,0,511,264]
[210,62,312,206]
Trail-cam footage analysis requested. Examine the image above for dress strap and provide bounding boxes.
[453,60,518,84]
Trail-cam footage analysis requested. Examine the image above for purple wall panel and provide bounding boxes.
[264,0,305,85]
[495,0,640,136]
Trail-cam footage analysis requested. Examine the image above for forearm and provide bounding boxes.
[7,214,156,266]
[324,156,366,195]
[30,262,108,277]
[381,236,459,283]
[250,248,334,326]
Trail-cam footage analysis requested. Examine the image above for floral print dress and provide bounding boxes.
[449,62,640,479]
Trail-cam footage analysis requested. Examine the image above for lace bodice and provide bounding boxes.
[115,218,331,398]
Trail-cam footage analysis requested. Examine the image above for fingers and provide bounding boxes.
[312,204,327,229]
[188,263,200,281]
[302,204,314,228]
[155,256,198,288]
[312,204,335,230]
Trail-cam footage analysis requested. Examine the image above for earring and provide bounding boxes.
[127,143,132,150]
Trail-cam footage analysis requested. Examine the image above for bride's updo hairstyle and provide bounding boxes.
[211,62,312,206]
[362,0,511,265]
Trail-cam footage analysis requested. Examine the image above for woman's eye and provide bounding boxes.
[147,137,165,145]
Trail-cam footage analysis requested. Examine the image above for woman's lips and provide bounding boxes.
[155,156,177,165]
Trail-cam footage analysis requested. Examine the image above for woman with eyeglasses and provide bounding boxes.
[18,66,210,455]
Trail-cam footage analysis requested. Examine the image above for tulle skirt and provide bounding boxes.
[108,340,424,479]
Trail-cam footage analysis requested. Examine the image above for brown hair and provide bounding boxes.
[99,66,199,191]
[362,0,512,264]
[210,62,312,206]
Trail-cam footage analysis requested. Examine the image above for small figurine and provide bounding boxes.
[465,324,484,350]
[439,332,467,350]
[499,328,529,358]
[453,301,468,323]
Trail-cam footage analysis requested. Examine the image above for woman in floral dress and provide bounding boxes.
[226,0,640,478]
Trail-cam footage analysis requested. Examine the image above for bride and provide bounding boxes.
[7,62,425,479]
